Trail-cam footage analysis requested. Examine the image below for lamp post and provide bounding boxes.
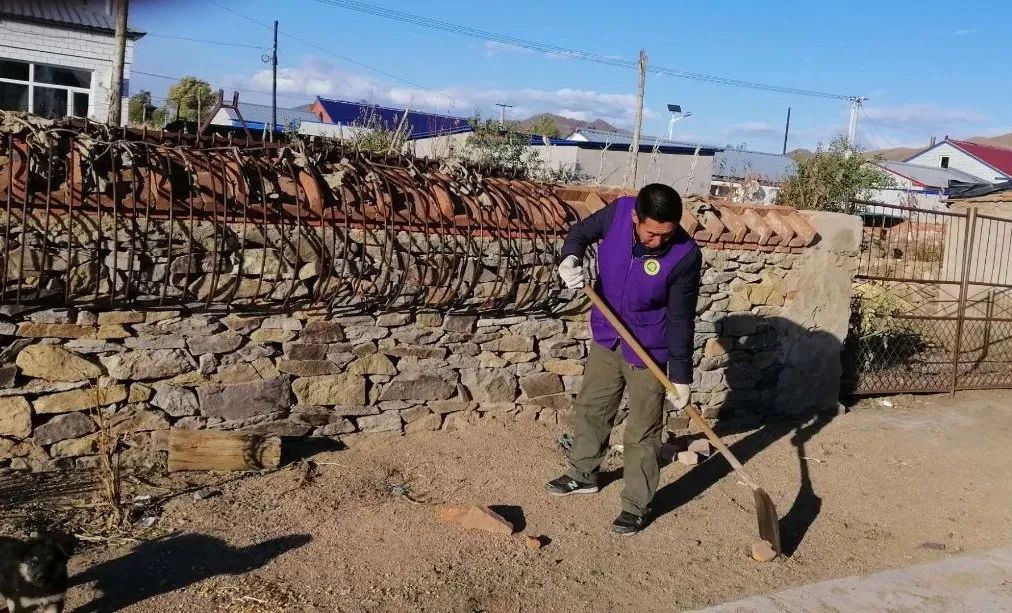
[667,103,692,140]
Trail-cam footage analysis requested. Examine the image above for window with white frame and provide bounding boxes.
[0,58,92,119]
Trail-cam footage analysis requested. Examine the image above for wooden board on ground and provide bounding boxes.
[167,429,281,472]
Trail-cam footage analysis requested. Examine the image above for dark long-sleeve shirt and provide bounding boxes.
[562,203,701,384]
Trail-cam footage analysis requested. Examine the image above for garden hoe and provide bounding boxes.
[584,286,782,554]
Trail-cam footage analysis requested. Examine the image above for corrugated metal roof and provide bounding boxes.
[568,127,720,151]
[947,139,1012,177]
[223,102,319,131]
[875,160,985,188]
[713,149,797,182]
[0,0,144,37]
[315,98,472,140]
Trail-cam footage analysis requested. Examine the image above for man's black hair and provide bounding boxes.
[634,183,682,223]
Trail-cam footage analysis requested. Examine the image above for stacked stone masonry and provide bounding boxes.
[0,206,864,472]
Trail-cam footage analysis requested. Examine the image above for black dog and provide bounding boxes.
[0,532,76,613]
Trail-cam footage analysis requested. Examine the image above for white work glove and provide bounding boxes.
[557,255,585,289]
[666,383,691,410]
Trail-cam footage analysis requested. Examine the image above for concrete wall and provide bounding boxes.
[408,139,714,196]
[0,20,136,124]
[942,204,1012,315]
[571,147,714,195]
[408,131,473,159]
[0,208,862,471]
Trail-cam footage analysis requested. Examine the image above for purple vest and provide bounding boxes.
[590,196,695,369]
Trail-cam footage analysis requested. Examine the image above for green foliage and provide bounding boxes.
[776,136,894,212]
[461,117,545,177]
[526,114,561,138]
[165,77,216,123]
[853,283,908,340]
[127,90,157,126]
[456,117,587,182]
[346,105,412,153]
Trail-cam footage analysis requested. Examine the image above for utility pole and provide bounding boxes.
[271,20,278,141]
[627,49,647,188]
[108,0,128,126]
[782,107,791,155]
[846,96,868,155]
[495,102,514,128]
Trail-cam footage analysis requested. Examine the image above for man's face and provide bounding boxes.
[632,211,677,250]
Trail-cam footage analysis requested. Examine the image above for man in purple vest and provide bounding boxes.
[545,183,701,536]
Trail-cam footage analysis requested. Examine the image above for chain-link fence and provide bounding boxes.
[845,199,1012,394]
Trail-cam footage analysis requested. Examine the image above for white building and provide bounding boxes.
[867,160,984,212]
[0,0,143,124]
[904,138,1011,184]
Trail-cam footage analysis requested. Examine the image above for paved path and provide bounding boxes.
[695,548,1012,612]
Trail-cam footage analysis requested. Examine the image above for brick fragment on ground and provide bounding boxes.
[438,505,515,535]
[677,450,699,466]
[688,438,712,456]
[751,539,778,562]
[525,535,547,550]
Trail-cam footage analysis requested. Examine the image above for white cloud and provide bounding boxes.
[557,109,593,122]
[862,104,987,125]
[726,121,781,138]
[954,28,976,36]
[855,103,989,150]
[234,57,643,128]
[483,41,534,57]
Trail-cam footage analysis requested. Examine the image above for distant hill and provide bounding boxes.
[513,113,622,137]
[871,146,921,161]
[787,148,813,162]
[965,132,1012,149]
[870,131,1012,161]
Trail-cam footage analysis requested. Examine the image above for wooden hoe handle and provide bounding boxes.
[582,286,760,491]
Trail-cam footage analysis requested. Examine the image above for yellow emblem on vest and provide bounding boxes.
[643,258,661,276]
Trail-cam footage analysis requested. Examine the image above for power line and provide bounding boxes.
[206,0,465,110]
[309,0,858,101]
[144,33,268,50]
[133,70,315,103]
[859,107,904,151]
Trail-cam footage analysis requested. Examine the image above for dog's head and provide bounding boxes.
[20,532,76,586]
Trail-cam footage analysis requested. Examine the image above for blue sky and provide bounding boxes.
[131,0,1012,152]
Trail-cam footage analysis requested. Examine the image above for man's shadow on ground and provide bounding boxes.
[71,532,311,612]
[598,313,851,556]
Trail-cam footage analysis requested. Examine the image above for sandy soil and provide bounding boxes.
[3,390,1011,612]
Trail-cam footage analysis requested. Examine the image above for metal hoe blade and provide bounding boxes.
[753,488,782,554]
[583,286,782,553]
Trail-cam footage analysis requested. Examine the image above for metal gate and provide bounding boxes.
[847,200,1012,394]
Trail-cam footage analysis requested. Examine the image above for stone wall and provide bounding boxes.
[0,211,861,472]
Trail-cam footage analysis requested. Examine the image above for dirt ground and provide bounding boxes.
[3,390,1012,613]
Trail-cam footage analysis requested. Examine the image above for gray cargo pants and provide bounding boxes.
[567,342,666,516]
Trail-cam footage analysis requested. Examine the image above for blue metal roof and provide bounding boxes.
[223,102,319,132]
[713,149,797,182]
[315,98,472,140]
[561,127,721,154]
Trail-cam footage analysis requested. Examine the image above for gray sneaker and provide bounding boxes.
[545,475,599,496]
[611,511,645,536]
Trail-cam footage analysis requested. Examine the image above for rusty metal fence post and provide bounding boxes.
[950,206,977,395]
